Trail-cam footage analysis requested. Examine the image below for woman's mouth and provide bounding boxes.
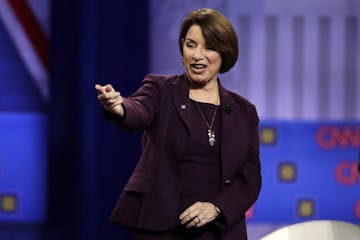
[190,64,206,73]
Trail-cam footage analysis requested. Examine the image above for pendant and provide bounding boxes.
[208,129,216,146]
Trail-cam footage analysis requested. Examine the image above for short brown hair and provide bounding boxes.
[178,8,238,73]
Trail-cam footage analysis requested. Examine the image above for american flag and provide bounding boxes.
[0,0,49,101]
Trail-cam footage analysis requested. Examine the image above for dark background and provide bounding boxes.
[48,1,148,239]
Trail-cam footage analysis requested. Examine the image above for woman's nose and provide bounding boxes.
[192,48,205,60]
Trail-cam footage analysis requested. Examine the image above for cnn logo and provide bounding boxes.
[355,200,360,219]
[335,161,360,185]
[316,126,360,149]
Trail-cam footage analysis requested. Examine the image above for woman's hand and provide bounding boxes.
[95,84,124,117]
[179,202,219,228]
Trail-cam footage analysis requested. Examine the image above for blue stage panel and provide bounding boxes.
[0,113,47,222]
[249,121,360,223]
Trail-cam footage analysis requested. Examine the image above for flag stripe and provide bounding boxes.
[7,0,48,69]
[0,0,49,101]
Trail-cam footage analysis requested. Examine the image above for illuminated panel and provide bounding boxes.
[278,162,297,182]
[0,113,47,222]
[297,199,315,218]
[250,120,360,224]
[260,127,277,145]
[0,194,17,212]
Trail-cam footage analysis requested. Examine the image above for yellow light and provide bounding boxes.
[261,128,276,144]
[298,200,314,217]
[1,195,17,212]
[279,164,296,181]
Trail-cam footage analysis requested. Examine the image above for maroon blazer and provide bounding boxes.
[108,74,261,239]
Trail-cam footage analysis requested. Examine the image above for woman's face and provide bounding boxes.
[182,24,222,86]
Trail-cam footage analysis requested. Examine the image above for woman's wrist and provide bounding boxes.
[214,205,221,218]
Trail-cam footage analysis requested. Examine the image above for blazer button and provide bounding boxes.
[224,179,233,185]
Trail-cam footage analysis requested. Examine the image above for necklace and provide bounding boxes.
[193,99,219,147]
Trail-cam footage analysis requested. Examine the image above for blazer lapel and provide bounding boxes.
[219,84,249,178]
[172,74,193,134]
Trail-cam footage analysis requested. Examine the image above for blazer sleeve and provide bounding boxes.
[104,74,164,131]
[211,103,261,229]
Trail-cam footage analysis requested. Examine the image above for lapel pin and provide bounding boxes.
[181,105,186,109]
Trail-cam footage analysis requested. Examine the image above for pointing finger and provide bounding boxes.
[95,84,105,94]
[95,84,116,93]
[95,84,114,95]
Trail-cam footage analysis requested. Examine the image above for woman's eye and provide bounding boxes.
[186,42,195,48]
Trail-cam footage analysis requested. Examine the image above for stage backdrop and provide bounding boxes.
[149,0,360,225]
[0,1,359,239]
[0,0,49,222]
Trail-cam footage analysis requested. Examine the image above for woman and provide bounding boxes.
[95,8,261,240]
